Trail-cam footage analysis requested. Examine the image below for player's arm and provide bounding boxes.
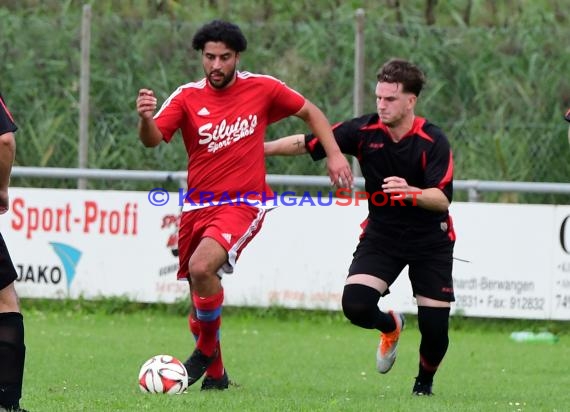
[382,177,450,212]
[294,99,353,187]
[264,134,307,156]
[406,187,450,212]
[0,131,15,214]
[136,88,163,147]
[413,188,450,211]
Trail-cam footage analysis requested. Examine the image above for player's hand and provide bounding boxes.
[326,152,353,188]
[382,176,417,200]
[137,89,158,120]
[0,190,9,214]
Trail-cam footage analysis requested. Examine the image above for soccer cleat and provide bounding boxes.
[412,377,433,396]
[201,370,230,391]
[376,311,405,374]
[183,348,218,387]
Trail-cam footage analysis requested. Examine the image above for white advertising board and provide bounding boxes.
[0,187,567,320]
[552,206,570,320]
[0,188,183,302]
[450,203,554,319]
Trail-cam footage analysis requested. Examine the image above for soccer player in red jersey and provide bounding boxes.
[265,59,455,396]
[136,20,352,390]
[0,93,28,412]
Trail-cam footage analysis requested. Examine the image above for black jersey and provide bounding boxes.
[0,94,17,135]
[305,114,454,244]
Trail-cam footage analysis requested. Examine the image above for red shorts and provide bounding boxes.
[176,205,267,280]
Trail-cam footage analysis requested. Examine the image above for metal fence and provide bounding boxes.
[11,166,570,203]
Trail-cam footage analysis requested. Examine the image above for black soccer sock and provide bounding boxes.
[0,312,26,410]
[417,306,450,384]
[342,284,396,332]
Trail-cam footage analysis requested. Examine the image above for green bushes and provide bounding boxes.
[1,2,569,203]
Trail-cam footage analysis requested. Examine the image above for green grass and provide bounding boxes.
[19,301,569,411]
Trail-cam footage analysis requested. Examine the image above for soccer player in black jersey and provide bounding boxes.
[0,93,27,412]
[265,59,455,396]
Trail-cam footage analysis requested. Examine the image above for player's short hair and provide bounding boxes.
[376,58,426,96]
[192,20,247,53]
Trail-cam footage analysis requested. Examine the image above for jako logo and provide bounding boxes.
[50,242,82,291]
[16,242,82,294]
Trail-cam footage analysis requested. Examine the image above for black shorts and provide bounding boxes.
[348,231,455,302]
[0,233,18,290]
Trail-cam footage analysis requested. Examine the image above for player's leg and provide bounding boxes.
[199,205,265,390]
[343,274,405,374]
[342,275,392,329]
[413,299,450,395]
[341,235,406,374]
[0,284,26,412]
[0,234,26,411]
[180,205,266,388]
[408,245,454,395]
[187,305,228,390]
[183,237,226,386]
[178,211,224,387]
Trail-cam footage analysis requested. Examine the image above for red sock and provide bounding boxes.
[188,313,200,342]
[207,340,225,379]
[192,289,223,357]
[189,312,224,378]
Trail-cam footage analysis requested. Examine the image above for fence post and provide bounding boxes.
[78,4,91,189]
[468,187,480,202]
[352,8,365,182]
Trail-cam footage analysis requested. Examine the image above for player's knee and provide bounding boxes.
[342,301,373,328]
[187,260,211,283]
[342,284,381,329]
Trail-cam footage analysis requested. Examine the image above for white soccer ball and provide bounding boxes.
[138,354,189,394]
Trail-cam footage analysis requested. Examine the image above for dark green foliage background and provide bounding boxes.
[1,0,569,202]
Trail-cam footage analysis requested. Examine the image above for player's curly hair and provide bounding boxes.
[192,20,247,53]
[376,58,426,96]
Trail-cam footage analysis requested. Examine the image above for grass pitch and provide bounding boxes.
[20,301,569,412]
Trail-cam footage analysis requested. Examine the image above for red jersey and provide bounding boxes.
[154,71,305,204]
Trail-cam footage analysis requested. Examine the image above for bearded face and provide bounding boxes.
[202,42,239,90]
